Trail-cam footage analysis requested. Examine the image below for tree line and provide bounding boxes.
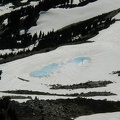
[0,8,119,61]
[0,3,119,61]
[0,0,99,50]
[1,97,120,120]
[0,97,18,120]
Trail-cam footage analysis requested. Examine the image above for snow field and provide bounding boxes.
[29,0,120,35]
[0,0,120,120]
[0,1,120,119]
[0,17,120,102]
[75,112,120,120]
[0,0,120,103]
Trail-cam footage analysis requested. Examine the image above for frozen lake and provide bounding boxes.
[30,63,62,78]
[70,57,90,65]
[30,57,90,78]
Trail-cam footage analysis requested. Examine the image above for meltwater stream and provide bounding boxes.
[30,57,90,78]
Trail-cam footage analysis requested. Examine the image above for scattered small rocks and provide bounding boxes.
[112,70,120,76]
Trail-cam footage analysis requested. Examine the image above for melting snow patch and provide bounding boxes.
[30,63,63,78]
[70,57,91,65]
[30,57,90,78]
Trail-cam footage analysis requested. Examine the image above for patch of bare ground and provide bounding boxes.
[50,80,113,90]
[1,90,116,97]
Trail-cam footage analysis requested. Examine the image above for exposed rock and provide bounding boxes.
[112,70,120,76]
[50,81,113,90]
[7,97,120,120]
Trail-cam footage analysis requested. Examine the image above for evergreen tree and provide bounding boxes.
[32,33,38,43]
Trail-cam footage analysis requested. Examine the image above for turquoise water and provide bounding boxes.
[30,63,62,78]
[30,57,90,78]
[70,57,90,64]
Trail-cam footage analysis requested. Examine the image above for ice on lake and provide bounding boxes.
[30,63,63,78]
[70,57,91,65]
[30,57,90,78]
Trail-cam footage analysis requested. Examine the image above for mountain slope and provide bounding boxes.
[0,13,120,101]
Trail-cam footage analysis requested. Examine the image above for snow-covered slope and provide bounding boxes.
[0,13,120,101]
[0,1,120,120]
[75,112,120,120]
[0,1,39,16]
[0,3,13,15]
[29,0,120,35]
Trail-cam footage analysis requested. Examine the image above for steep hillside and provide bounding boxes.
[0,0,120,120]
